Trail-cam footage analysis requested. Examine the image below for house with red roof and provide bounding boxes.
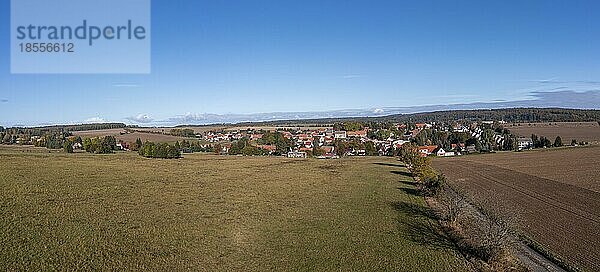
[250,134,263,141]
[257,145,277,154]
[417,145,438,157]
[347,129,368,138]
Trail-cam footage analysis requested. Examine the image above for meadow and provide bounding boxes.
[0,146,468,271]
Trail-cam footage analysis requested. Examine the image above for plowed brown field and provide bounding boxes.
[433,146,600,271]
[505,122,600,143]
[72,130,193,143]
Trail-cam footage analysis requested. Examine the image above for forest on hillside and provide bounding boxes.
[244,108,600,126]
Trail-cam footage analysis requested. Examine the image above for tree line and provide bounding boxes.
[240,108,600,126]
[138,141,181,159]
[169,129,196,138]
[83,136,117,154]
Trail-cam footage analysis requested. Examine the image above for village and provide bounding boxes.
[189,120,538,158]
[2,118,567,159]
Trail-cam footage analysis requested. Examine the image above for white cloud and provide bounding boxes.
[373,108,385,114]
[126,114,154,123]
[84,117,106,123]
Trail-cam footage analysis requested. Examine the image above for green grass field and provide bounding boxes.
[0,146,468,271]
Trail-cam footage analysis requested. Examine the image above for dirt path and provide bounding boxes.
[511,242,566,272]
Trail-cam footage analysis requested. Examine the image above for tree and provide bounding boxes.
[502,135,518,151]
[448,132,470,144]
[412,156,436,181]
[214,143,222,154]
[242,145,263,156]
[365,141,377,156]
[83,138,93,152]
[439,187,466,225]
[104,136,117,150]
[422,174,445,196]
[553,136,563,147]
[474,139,482,151]
[63,142,74,153]
[166,144,181,158]
[399,143,420,167]
[312,145,325,157]
[138,141,180,159]
[2,133,11,144]
[181,140,191,149]
[571,139,578,146]
[258,131,292,154]
[155,143,168,158]
[334,140,347,156]
[531,134,540,148]
[540,136,552,148]
[228,138,249,155]
[130,138,143,151]
[170,129,195,138]
[82,136,115,154]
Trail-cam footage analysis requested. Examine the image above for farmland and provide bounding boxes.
[0,146,468,271]
[72,130,194,143]
[433,146,600,271]
[505,122,600,143]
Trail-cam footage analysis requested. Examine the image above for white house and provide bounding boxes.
[287,151,307,158]
[518,138,533,150]
[334,131,347,139]
[443,151,456,157]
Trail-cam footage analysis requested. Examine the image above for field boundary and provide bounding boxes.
[516,234,581,272]
[425,181,569,272]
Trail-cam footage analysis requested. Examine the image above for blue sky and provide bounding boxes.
[1,0,600,126]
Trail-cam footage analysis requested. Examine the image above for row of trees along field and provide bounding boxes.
[398,143,445,195]
[531,134,562,148]
[397,143,518,270]
[169,128,196,137]
[530,134,588,148]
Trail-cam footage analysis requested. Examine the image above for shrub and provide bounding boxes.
[472,214,512,262]
[553,136,562,147]
[438,186,466,224]
[422,174,445,196]
[63,142,74,153]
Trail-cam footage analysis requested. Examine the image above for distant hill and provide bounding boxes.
[232,108,600,126]
[4,108,600,131]
[29,123,128,132]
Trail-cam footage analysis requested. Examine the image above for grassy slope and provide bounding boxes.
[0,148,468,271]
